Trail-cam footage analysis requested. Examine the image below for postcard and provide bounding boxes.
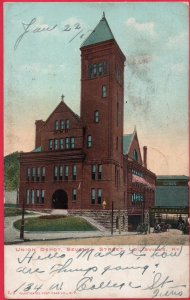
[4,2,189,299]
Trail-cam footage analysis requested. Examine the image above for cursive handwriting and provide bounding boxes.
[151,245,182,259]
[49,258,98,276]
[14,18,85,50]
[74,276,126,292]
[14,18,57,50]
[143,272,173,290]
[18,250,66,264]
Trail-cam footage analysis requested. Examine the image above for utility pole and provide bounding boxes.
[20,200,25,240]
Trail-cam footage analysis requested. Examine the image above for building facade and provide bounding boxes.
[19,15,156,228]
[123,130,156,230]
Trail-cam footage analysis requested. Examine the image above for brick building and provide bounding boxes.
[123,130,156,230]
[19,14,156,230]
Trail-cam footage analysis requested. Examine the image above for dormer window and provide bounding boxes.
[55,120,59,131]
[133,150,138,161]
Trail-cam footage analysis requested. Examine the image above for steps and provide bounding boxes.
[68,209,128,231]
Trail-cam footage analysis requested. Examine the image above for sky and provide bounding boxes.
[4,2,189,176]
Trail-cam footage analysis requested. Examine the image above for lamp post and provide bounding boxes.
[20,200,25,240]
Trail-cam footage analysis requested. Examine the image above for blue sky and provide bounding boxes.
[4,2,189,175]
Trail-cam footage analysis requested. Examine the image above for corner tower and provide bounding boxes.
[80,14,126,164]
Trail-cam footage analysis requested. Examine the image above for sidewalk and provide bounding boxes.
[4,214,137,244]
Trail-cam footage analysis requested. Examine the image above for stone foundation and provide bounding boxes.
[68,209,128,231]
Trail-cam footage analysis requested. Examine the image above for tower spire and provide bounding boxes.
[102,12,105,19]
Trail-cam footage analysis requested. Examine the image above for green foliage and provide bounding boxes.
[4,152,21,191]
[14,216,97,231]
[4,207,33,217]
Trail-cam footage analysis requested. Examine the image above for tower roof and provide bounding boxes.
[81,13,115,48]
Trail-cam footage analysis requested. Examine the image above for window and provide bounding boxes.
[98,164,102,180]
[88,64,92,78]
[54,139,59,150]
[94,111,99,123]
[98,63,103,76]
[36,167,40,182]
[103,61,107,75]
[54,166,58,180]
[133,150,138,161]
[60,120,65,130]
[66,137,70,149]
[72,165,77,180]
[49,139,53,150]
[41,190,45,204]
[102,85,107,97]
[64,165,69,180]
[36,190,40,203]
[60,139,64,150]
[116,137,118,150]
[31,190,35,204]
[91,189,96,205]
[97,189,102,204]
[59,166,63,180]
[87,135,92,148]
[92,164,96,180]
[93,64,97,77]
[55,120,59,131]
[42,167,45,181]
[32,167,35,181]
[26,190,30,204]
[27,168,30,181]
[71,137,75,149]
[72,189,77,201]
[66,119,70,129]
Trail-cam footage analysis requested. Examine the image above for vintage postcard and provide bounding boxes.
[4,1,189,299]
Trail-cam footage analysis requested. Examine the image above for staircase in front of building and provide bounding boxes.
[68,209,128,231]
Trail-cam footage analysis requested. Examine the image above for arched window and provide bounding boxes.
[133,149,138,161]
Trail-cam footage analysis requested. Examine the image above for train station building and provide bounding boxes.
[19,14,156,230]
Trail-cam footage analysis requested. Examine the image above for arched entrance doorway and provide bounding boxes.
[52,190,68,209]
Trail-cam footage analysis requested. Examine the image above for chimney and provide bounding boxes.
[143,146,147,168]
[35,120,44,148]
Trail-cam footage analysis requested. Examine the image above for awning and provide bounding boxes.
[132,174,155,190]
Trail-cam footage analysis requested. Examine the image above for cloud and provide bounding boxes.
[126,18,157,37]
[20,63,65,76]
[167,32,187,48]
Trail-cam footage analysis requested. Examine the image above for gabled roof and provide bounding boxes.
[81,13,115,48]
[44,100,82,126]
[123,134,133,155]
